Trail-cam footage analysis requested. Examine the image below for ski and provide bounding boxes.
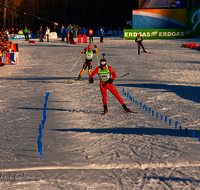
[144,51,152,54]
[102,110,138,115]
[65,79,84,82]
[128,111,138,113]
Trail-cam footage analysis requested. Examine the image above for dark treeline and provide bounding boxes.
[0,0,138,31]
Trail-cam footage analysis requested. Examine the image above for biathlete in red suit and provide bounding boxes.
[89,55,130,114]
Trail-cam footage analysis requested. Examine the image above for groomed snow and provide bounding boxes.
[0,36,200,189]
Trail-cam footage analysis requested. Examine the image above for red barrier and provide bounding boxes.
[78,34,81,43]
[83,34,87,43]
[186,43,196,48]
[181,43,200,51]
[28,41,36,44]
[190,45,196,48]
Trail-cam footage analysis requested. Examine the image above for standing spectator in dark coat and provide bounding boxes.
[100,26,104,43]
[61,25,65,41]
[73,24,76,38]
[89,28,93,44]
[75,25,78,38]
[39,26,44,42]
[70,26,74,42]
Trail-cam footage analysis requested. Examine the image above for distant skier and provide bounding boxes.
[89,53,131,115]
[76,44,99,81]
[135,33,146,55]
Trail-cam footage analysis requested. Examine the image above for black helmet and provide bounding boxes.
[100,58,107,70]
[100,53,106,66]
[100,58,106,66]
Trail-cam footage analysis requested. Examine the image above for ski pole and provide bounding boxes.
[66,54,83,77]
[118,73,129,79]
[96,53,99,66]
[102,73,129,83]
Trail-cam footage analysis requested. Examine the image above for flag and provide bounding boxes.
[11,44,19,52]
[6,52,19,65]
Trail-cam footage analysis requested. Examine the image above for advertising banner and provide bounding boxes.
[124,29,192,39]
[139,0,186,8]
[188,6,200,36]
[9,34,34,39]
[132,9,187,29]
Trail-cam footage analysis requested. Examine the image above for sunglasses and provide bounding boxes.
[100,62,107,69]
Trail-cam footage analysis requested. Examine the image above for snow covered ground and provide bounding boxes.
[0,36,200,189]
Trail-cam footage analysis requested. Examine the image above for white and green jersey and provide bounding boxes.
[98,66,111,82]
[85,51,94,60]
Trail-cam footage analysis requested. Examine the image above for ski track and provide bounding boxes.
[0,37,200,189]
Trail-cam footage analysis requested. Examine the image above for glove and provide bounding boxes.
[94,44,97,48]
[84,47,87,50]
[108,78,113,84]
[89,77,94,83]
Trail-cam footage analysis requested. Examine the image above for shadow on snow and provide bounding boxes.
[52,127,200,139]
[116,83,200,103]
